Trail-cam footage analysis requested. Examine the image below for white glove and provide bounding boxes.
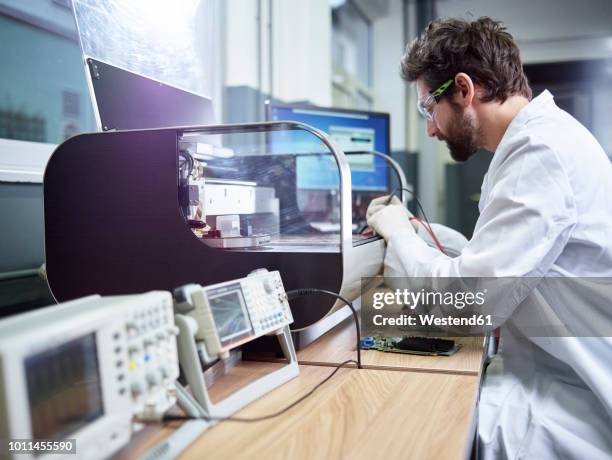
[366,195,402,220]
[367,201,416,241]
[366,195,419,241]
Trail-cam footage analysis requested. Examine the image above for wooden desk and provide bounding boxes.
[248,318,487,376]
[122,363,480,460]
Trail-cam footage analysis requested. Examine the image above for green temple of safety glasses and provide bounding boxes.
[417,79,455,121]
[430,79,454,102]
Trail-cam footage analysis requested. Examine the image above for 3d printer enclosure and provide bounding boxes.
[43,127,384,338]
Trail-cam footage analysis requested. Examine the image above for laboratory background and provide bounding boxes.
[2,0,612,310]
[0,0,611,459]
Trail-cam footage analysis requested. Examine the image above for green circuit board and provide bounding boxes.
[361,336,462,356]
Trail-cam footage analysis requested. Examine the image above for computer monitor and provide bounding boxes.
[268,104,391,192]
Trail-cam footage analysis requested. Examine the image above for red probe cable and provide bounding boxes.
[410,217,447,255]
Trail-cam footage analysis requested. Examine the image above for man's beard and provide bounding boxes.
[440,104,480,162]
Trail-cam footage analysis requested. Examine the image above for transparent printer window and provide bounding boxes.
[177,123,347,253]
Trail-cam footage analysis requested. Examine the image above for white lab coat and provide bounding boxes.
[383,90,612,459]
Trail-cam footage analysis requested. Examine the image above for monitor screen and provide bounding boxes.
[25,333,103,440]
[206,284,254,348]
[268,105,390,192]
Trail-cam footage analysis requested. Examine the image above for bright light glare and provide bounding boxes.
[135,0,201,30]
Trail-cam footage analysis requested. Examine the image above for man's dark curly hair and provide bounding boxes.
[401,16,532,103]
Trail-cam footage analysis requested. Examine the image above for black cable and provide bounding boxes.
[357,187,420,234]
[386,186,431,224]
[179,150,194,177]
[162,290,361,425]
[384,186,443,248]
[163,359,357,424]
[286,288,362,369]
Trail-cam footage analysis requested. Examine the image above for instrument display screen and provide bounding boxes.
[25,333,104,440]
[207,284,254,348]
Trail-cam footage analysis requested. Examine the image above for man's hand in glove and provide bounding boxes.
[366,195,417,241]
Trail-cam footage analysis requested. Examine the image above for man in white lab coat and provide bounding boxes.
[367,17,612,459]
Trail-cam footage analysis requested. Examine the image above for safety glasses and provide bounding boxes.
[416,79,454,122]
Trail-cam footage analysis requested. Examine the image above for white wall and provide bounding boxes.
[224,0,260,89]
[224,0,331,106]
[437,0,612,63]
[372,0,407,151]
[272,0,331,105]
